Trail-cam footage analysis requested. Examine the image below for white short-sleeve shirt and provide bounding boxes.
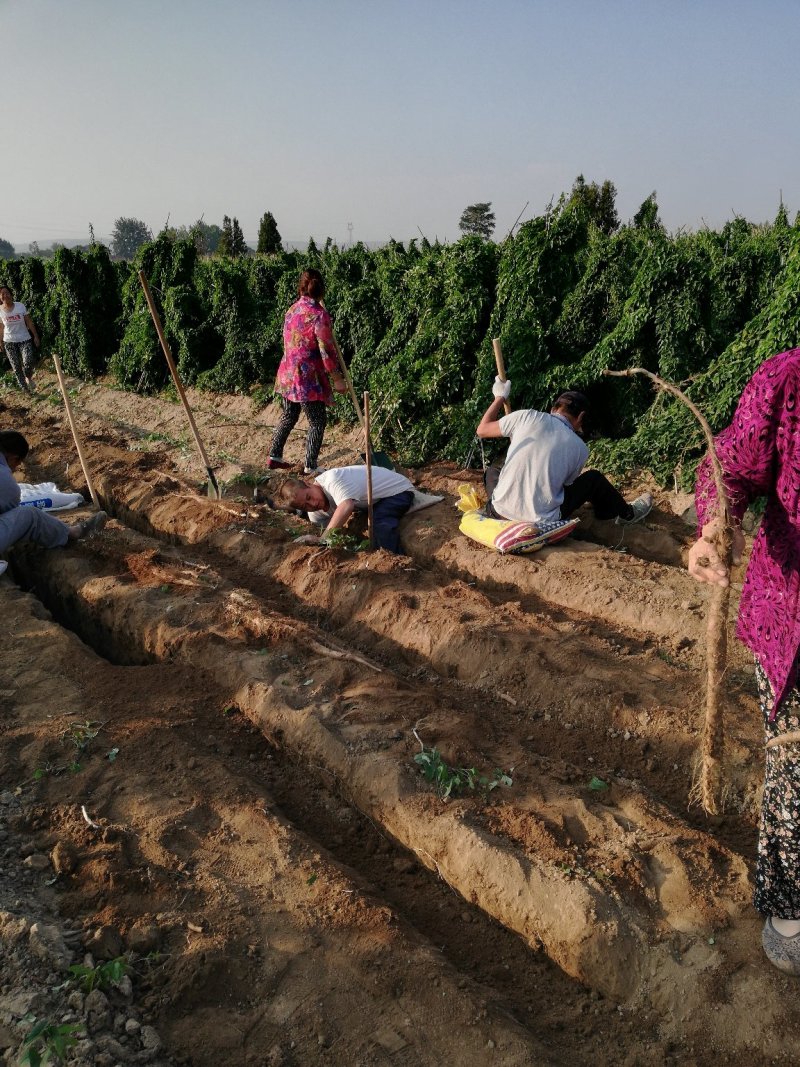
[490,409,588,524]
[0,302,31,343]
[307,465,414,524]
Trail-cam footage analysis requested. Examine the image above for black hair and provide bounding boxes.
[0,284,14,302]
[0,430,30,459]
[553,390,590,417]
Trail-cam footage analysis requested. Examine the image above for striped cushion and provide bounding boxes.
[493,517,579,554]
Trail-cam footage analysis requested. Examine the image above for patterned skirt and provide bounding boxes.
[754,661,800,918]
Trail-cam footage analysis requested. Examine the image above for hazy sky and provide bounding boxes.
[5,0,798,249]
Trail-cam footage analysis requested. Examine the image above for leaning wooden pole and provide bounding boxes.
[604,367,733,815]
[52,353,102,510]
[364,391,375,550]
[492,338,512,416]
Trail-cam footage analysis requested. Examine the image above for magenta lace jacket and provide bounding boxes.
[695,347,800,713]
[275,296,339,404]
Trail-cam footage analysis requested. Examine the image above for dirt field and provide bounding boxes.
[1,371,798,1066]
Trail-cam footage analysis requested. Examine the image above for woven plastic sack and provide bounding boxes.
[459,508,578,554]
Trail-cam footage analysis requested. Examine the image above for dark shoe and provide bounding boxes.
[71,511,108,540]
[266,456,293,471]
[762,917,800,976]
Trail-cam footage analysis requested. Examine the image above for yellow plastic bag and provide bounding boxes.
[456,483,486,513]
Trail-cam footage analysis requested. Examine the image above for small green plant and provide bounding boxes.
[413,741,512,800]
[61,720,103,753]
[68,956,129,994]
[19,1017,84,1066]
[322,529,370,552]
[32,763,55,782]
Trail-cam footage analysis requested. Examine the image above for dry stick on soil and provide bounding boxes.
[604,367,733,815]
[52,353,102,509]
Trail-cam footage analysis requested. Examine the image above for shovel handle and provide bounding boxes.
[492,338,511,415]
[364,391,374,549]
[138,271,218,490]
[52,353,102,509]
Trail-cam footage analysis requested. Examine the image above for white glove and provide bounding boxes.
[492,375,511,400]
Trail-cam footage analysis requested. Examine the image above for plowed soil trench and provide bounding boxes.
[1,375,798,1065]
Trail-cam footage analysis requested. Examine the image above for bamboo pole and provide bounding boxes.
[604,367,732,815]
[364,391,375,549]
[138,271,221,499]
[52,353,101,509]
[492,338,512,415]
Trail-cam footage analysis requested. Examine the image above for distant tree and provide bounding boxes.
[774,201,790,231]
[28,241,41,256]
[217,215,248,257]
[567,175,619,234]
[111,217,152,260]
[632,191,664,232]
[458,202,496,239]
[257,211,282,254]
[0,237,15,259]
[189,220,223,254]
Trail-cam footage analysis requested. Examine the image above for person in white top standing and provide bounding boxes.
[272,465,415,553]
[0,286,40,393]
[477,377,653,526]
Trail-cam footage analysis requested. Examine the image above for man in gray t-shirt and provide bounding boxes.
[476,379,652,527]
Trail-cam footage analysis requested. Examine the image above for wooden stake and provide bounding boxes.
[492,338,512,415]
[605,366,732,814]
[364,391,375,549]
[52,353,101,509]
[138,271,221,499]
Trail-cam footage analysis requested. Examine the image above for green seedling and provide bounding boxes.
[19,1017,83,1066]
[413,743,513,800]
[322,529,370,552]
[307,873,318,886]
[159,584,171,594]
[107,747,120,762]
[68,955,129,994]
[32,763,55,782]
[588,776,609,791]
[61,720,103,753]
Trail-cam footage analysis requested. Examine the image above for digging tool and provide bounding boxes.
[364,391,375,549]
[492,337,512,415]
[52,352,102,510]
[138,270,222,500]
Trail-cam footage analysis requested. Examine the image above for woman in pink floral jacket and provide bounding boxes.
[267,269,346,474]
[689,347,800,975]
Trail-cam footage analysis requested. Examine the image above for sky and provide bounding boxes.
[4,0,799,250]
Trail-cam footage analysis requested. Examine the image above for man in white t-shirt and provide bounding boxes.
[272,465,416,553]
[476,378,652,526]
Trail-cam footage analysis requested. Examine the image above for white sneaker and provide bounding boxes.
[303,466,325,476]
[616,492,653,525]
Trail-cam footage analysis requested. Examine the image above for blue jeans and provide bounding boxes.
[372,490,414,554]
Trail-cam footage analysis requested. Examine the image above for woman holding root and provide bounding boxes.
[0,286,40,394]
[266,269,347,475]
[687,347,800,976]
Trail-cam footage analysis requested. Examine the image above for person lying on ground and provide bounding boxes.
[476,379,653,526]
[0,430,107,555]
[686,346,800,977]
[0,286,40,394]
[271,465,415,554]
